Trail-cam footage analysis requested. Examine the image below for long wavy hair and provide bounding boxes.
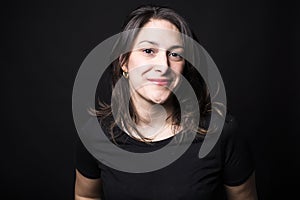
[94,5,220,142]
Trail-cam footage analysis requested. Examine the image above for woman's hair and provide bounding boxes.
[95,5,215,142]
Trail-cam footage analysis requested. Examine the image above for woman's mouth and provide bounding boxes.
[147,78,170,86]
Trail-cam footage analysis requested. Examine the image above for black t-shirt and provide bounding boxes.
[75,114,254,200]
[75,66,254,199]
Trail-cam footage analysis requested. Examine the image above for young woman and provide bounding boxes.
[74,5,258,200]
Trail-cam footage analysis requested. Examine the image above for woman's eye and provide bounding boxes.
[170,52,179,57]
[143,49,154,54]
[168,52,183,61]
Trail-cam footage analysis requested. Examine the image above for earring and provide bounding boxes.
[122,71,129,79]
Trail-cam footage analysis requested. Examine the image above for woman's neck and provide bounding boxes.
[132,92,174,125]
[129,92,176,141]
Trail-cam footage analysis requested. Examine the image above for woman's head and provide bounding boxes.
[98,5,211,140]
[113,5,201,105]
[113,5,195,84]
[122,19,185,105]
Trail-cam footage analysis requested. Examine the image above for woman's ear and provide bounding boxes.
[121,65,128,72]
[119,55,128,72]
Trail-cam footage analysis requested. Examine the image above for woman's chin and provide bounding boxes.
[149,93,171,104]
[151,98,167,104]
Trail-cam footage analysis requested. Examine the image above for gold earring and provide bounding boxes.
[122,71,129,79]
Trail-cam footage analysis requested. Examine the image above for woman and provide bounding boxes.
[74,5,258,200]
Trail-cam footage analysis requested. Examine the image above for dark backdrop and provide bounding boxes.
[2,0,299,199]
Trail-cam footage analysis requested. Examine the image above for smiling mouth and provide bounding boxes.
[147,78,170,86]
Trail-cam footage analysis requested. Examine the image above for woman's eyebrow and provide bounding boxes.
[137,40,159,46]
[137,40,184,50]
[168,45,184,51]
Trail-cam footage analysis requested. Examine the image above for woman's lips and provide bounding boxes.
[147,78,170,86]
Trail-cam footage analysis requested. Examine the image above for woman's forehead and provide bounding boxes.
[132,27,183,50]
[143,19,179,31]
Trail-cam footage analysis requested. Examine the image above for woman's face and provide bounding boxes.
[122,19,185,105]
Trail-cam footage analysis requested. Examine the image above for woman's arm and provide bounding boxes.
[75,169,102,200]
[225,172,258,200]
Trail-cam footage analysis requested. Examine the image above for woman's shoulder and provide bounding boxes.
[220,111,239,141]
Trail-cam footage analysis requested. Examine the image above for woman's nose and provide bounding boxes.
[153,51,169,73]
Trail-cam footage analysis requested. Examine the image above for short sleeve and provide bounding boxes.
[75,135,101,179]
[74,65,112,179]
[221,115,255,186]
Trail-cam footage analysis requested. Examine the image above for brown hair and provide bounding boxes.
[95,5,214,142]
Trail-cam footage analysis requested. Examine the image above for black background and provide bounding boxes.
[2,0,299,199]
